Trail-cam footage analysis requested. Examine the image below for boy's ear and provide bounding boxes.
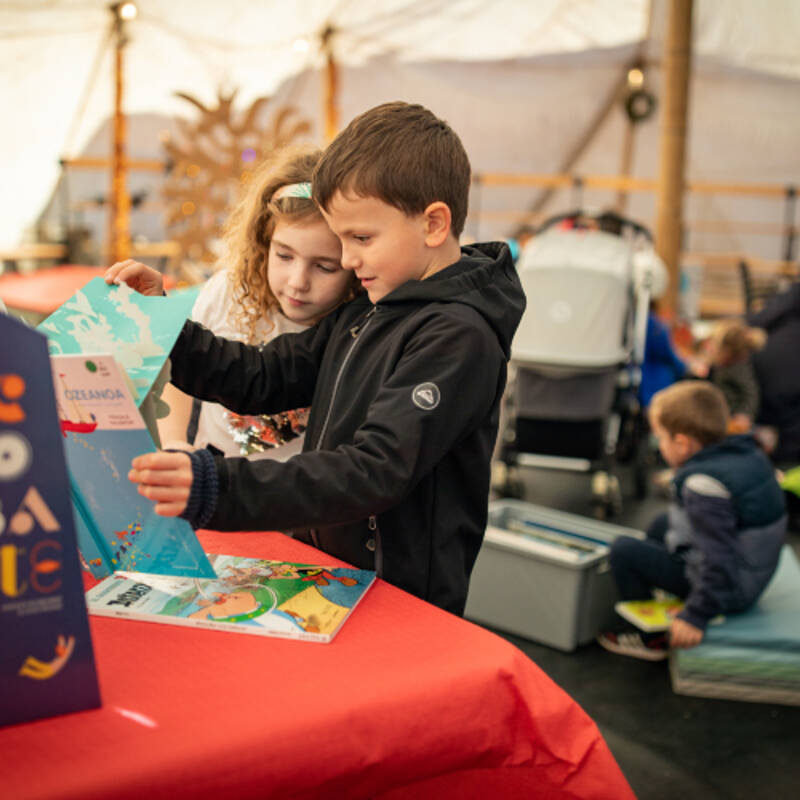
[423,202,452,247]
[673,433,690,451]
[674,432,701,458]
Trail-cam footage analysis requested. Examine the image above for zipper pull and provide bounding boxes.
[350,307,377,338]
[368,515,377,531]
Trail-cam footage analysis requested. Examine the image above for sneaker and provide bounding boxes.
[596,631,669,661]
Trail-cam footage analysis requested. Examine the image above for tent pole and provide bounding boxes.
[321,25,338,143]
[108,4,132,265]
[654,0,693,316]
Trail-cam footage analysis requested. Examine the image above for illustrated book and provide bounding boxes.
[1,314,101,726]
[49,352,215,581]
[614,598,686,631]
[85,554,377,643]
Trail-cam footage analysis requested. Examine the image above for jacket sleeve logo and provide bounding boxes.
[412,382,441,411]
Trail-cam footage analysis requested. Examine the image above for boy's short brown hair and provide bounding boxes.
[312,102,471,237]
[649,380,729,447]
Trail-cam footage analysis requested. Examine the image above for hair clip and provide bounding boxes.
[273,182,313,201]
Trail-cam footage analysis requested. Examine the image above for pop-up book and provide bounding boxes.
[50,352,215,580]
[35,278,214,581]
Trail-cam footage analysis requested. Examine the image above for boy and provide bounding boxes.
[120,102,526,616]
[598,380,786,660]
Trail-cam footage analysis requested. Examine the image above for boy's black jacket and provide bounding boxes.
[169,242,525,615]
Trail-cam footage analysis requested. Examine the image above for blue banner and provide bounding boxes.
[1,314,101,727]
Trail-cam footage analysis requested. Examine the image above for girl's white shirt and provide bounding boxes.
[190,269,308,461]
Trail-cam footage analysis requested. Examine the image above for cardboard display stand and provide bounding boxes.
[0,314,101,727]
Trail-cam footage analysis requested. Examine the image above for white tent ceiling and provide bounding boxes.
[2,0,800,253]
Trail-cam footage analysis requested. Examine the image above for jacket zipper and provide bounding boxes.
[314,306,377,451]
[368,514,383,577]
[308,307,377,553]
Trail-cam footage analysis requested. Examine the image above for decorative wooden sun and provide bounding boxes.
[161,89,312,277]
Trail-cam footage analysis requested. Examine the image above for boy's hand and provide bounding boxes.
[104,259,164,296]
[729,413,752,433]
[129,451,193,516]
[669,617,704,649]
[687,356,710,378]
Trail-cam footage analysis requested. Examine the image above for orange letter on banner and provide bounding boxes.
[0,374,25,423]
[30,540,62,594]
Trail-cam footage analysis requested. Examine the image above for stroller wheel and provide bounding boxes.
[591,471,622,518]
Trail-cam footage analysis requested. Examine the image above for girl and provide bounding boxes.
[109,145,358,460]
[705,318,767,433]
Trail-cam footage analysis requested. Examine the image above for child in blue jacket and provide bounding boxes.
[599,380,786,660]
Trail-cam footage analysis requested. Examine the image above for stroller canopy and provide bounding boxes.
[512,228,637,369]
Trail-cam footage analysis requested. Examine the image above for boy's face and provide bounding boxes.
[650,418,698,468]
[320,191,435,304]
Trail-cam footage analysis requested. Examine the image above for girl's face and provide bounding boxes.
[267,218,350,326]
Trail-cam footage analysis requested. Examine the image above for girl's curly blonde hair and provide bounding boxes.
[221,143,357,343]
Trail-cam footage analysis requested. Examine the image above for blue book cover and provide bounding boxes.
[37,277,196,406]
[50,354,215,581]
[0,314,101,727]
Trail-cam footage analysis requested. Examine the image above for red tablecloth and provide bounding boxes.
[0,265,108,315]
[0,531,634,800]
[0,265,176,316]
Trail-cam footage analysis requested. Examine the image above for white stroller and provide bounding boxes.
[497,211,664,517]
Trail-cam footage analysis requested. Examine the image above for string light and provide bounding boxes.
[119,3,138,21]
[627,68,644,89]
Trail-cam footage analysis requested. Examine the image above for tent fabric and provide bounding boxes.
[3,1,800,254]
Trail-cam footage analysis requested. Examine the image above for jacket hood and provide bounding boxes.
[376,241,526,358]
[680,434,758,469]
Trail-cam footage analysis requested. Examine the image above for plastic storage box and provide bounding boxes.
[464,499,645,652]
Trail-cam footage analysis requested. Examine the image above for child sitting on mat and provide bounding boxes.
[598,380,786,660]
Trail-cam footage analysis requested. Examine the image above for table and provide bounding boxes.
[1,531,634,800]
[0,264,176,323]
[0,265,108,320]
